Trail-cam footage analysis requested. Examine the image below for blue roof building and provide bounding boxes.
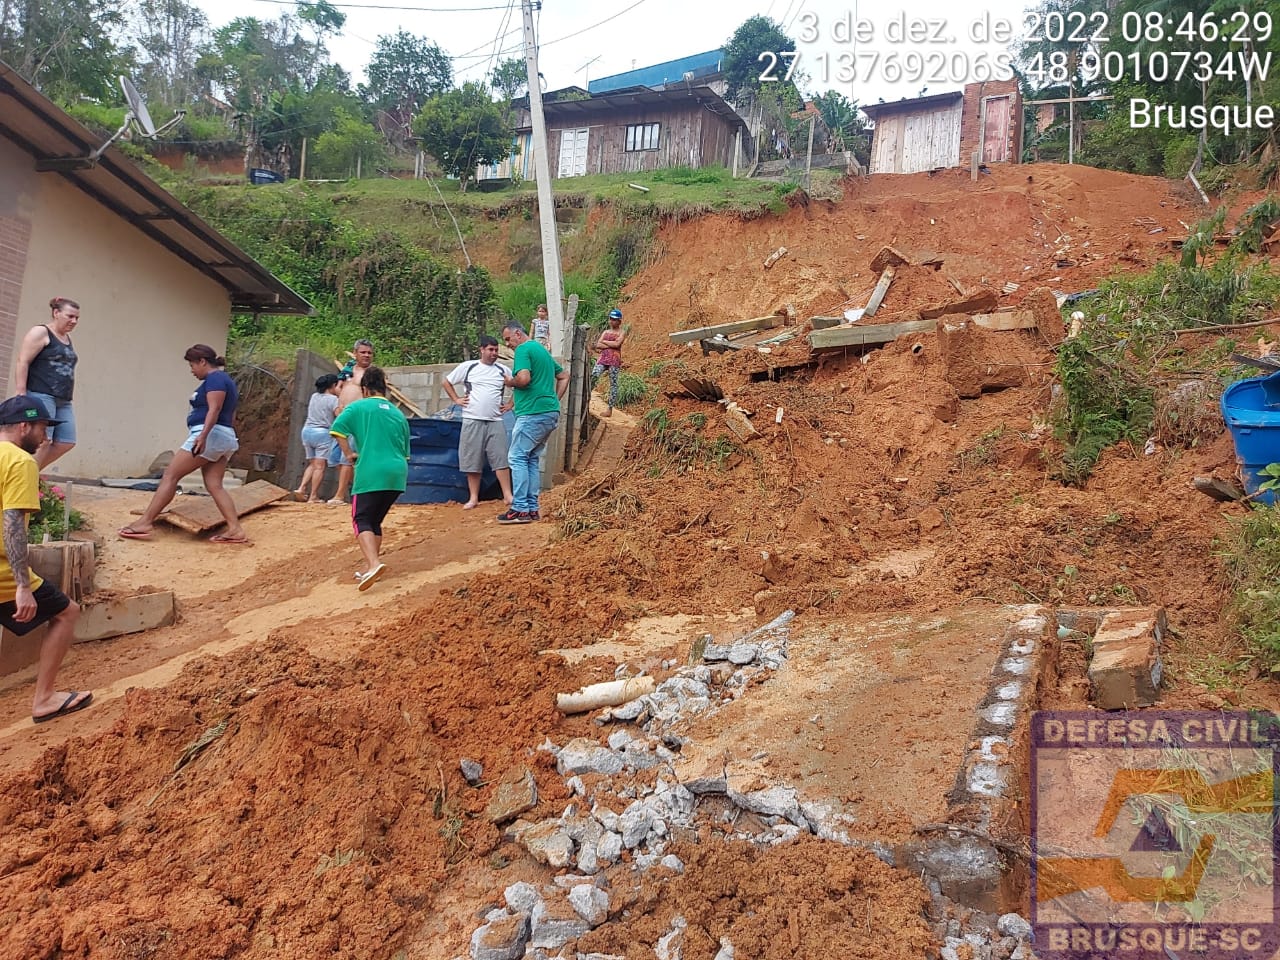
[588,50,724,95]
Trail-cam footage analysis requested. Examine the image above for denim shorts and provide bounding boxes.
[302,426,334,460]
[28,392,75,445]
[182,424,239,462]
[328,434,357,467]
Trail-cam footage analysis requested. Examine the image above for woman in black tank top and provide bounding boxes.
[15,296,79,469]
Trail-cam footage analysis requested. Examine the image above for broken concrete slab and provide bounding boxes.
[869,245,910,273]
[485,765,538,824]
[1088,607,1166,709]
[529,898,591,950]
[557,738,625,777]
[568,883,609,926]
[469,911,529,960]
[518,820,575,868]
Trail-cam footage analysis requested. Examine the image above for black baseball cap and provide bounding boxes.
[0,394,65,425]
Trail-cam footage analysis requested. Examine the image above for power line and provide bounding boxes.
[539,0,650,49]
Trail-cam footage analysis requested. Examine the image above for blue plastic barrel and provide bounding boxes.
[1220,371,1280,505]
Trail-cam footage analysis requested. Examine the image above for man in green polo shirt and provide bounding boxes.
[498,321,568,524]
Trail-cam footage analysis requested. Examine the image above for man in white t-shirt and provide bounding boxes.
[443,335,514,509]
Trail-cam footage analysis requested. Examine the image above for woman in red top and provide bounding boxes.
[592,308,626,418]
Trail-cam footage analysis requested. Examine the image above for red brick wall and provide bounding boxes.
[0,216,30,394]
[959,79,1022,166]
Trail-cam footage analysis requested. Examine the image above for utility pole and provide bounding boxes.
[521,0,567,358]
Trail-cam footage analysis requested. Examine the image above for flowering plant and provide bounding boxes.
[28,480,86,543]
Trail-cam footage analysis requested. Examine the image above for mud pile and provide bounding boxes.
[0,164,1271,959]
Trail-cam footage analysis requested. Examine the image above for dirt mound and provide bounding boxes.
[0,163,1273,959]
[623,163,1198,356]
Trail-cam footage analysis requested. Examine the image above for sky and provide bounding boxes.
[188,0,1036,107]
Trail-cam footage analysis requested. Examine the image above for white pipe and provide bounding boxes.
[555,675,656,714]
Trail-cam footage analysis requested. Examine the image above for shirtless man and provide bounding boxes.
[328,339,374,505]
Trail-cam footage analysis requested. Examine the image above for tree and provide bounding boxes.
[811,89,869,165]
[0,0,131,100]
[128,0,209,109]
[722,15,798,99]
[412,82,513,191]
[364,30,452,123]
[489,57,527,103]
[311,108,387,178]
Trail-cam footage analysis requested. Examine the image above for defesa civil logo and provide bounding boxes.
[1031,711,1279,959]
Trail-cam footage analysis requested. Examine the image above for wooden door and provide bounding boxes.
[557,128,589,177]
[982,96,1011,163]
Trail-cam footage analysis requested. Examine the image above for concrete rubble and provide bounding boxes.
[466,608,1040,959]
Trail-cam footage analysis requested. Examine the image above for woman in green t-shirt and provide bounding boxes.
[329,367,410,590]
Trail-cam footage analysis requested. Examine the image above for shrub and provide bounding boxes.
[1226,506,1280,668]
[28,481,87,543]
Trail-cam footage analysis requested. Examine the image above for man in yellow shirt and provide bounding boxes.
[0,396,87,722]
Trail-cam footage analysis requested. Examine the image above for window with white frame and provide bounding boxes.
[625,122,660,152]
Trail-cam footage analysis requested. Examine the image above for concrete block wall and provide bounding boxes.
[959,79,1022,166]
[382,363,458,416]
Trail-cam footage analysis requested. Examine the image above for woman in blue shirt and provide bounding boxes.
[117,344,250,544]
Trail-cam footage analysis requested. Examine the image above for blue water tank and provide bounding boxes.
[1221,371,1280,504]
[403,408,513,504]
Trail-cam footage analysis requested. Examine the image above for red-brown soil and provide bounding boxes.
[1,163,1276,959]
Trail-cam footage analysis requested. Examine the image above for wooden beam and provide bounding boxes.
[971,310,1037,331]
[669,315,781,344]
[809,318,936,351]
[75,591,177,642]
[157,479,289,535]
[863,265,897,318]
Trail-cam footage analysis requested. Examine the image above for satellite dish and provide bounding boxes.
[120,76,157,137]
[37,75,185,171]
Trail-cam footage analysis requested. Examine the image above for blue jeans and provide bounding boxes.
[509,412,559,513]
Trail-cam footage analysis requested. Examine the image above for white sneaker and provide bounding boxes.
[357,563,386,591]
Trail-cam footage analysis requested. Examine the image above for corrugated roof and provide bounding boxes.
[532,85,747,133]
[587,49,724,95]
[0,62,312,316]
[861,90,964,119]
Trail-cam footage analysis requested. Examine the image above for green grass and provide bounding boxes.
[1226,506,1280,669]
[314,166,838,217]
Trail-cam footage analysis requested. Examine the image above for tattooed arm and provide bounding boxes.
[3,508,35,622]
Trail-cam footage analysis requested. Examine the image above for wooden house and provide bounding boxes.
[481,84,746,182]
[861,80,1022,175]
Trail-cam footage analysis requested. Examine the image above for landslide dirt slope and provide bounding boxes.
[0,163,1273,960]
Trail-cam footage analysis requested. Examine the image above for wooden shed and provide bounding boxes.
[489,86,747,182]
[862,80,1022,175]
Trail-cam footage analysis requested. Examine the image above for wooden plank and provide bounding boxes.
[29,541,95,602]
[971,310,1037,331]
[809,318,937,351]
[920,289,1000,320]
[669,315,781,345]
[0,591,179,676]
[157,480,290,535]
[75,591,176,642]
[863,265,897,318]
